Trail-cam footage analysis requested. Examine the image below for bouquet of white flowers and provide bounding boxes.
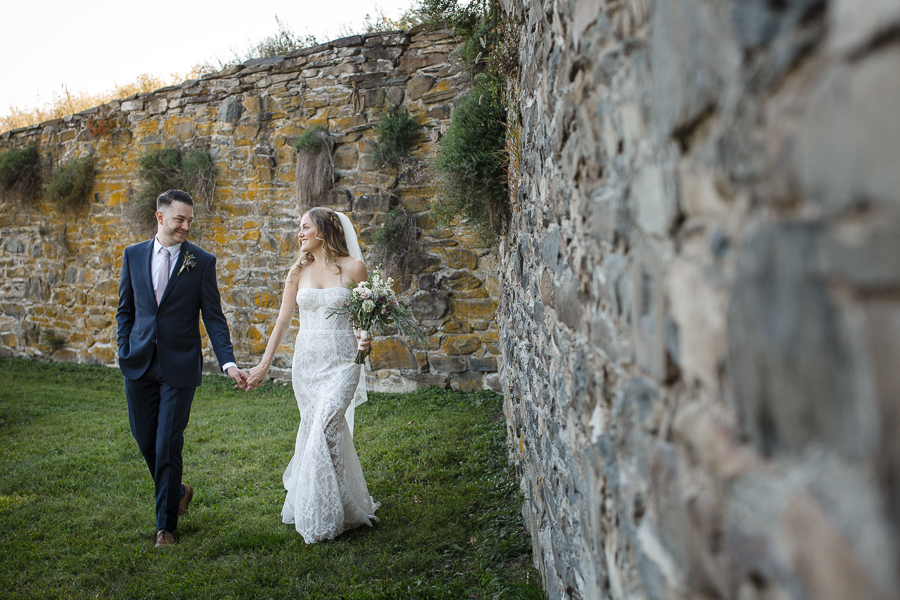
[327,266,424,364]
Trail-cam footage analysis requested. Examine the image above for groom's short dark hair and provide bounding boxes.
[157,189,194,212]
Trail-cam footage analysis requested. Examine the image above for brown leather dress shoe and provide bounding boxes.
[179,483,193,517]
[155,529,175,547]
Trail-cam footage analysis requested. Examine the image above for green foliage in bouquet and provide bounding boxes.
[327,267,424,363]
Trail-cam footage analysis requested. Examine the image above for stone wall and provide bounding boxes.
[500,0,900,599]
[0,26,501,393]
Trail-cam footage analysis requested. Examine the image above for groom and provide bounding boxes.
[116,189,248,548]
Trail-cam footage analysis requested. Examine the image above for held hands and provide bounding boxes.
[240,332,370,393]
[244,363,270,391]
[226,366,250,390]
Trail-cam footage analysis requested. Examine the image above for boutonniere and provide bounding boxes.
[177,252,196,276]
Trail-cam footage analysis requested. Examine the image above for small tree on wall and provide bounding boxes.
[127,147,217,233]
[293,126,334,214]
[369,205,419,278]
[373,107,420,169]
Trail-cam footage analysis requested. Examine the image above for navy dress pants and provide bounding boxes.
[124,352,196,532]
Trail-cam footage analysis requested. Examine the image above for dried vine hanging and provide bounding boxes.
[294,126,334,213]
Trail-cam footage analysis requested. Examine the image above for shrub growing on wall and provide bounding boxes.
[432,76,508,240]
[374,107,420,168]
[129,147,217,231]
[46,156,96,210]
[419,0,519,242]
[0,146,41,202]
[294,126,333,213]
[369,205,419,277]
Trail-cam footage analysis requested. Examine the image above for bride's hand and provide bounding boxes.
[355,329,372,353]
[245,363,269,391]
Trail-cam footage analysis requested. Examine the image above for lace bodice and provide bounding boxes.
[296,287,353,332]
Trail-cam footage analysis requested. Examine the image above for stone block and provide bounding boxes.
[443,334,482,355]
[404,251,441,274]
[429,354,467,373]
[369,338,419,370]
[450,370,485,392]
[651,0,737,136]
[858,301,900,530]
[784,494,890,600]
[648,443,691,578]
[333,145,359,170]
[426,104,451,120]
[453,298,498,321]
[667,258,726,388]
[385,86,405,105]
[0,331,17,347]
[732,0,823,48]
[439,248,478,270]
[421,82,460,104]
[322,190,352,211]
[814,214,900,291]
[630,243,669,382]
[830,0,900,56]
[409,290,449,320]
[584,188,623,245]
[121,100,144,112]
[333,35,364,48]
[407,75,436,101]
[354,192,393,213]
[363,46,403,61]
[407,371,450,388]
[541,227,563,273]
[633,162,680,237]
[727,224,859,458]
[440,271,487,299]
[797,48,900,213]
[469,355,498,372]
[554,269,586,331]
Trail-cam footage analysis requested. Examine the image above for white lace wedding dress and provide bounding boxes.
[283,287,379,543]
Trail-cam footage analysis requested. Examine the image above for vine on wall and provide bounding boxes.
[294,126,334,214]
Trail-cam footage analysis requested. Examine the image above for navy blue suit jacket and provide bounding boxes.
[116,239,236,389]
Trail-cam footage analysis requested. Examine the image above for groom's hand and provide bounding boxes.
[227,366,249,390]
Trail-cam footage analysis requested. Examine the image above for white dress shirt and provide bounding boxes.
[152,237,236,374]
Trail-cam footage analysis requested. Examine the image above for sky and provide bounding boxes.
[1,0,417,119]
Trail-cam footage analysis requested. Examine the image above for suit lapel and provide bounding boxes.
[139,239,155,302]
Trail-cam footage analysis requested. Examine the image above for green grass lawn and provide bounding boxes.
[0,358,543,600]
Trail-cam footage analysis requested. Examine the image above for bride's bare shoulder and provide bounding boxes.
[339,256,368,283]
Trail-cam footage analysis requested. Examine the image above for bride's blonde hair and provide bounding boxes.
[290,207,350,277]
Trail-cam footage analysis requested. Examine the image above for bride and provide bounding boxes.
[244,207,379,543]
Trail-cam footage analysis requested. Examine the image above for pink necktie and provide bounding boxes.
[156,247,170,305]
